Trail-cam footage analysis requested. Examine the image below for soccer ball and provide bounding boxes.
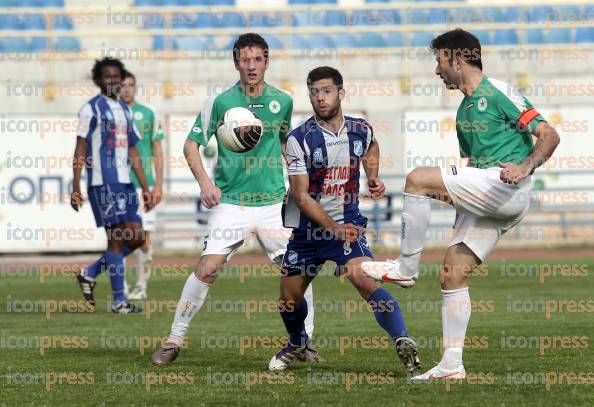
[216,107,263,152]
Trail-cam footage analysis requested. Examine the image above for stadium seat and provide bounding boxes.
[575,27,594,43]
[51,15,74,30]
[405,9,428,25]
[175,36,205,51]
[262,34,284,49]
[493,30,519,45]
[410,32,434,47]
[195,13,219,28]
[547,28,572,44]
[482,7,506,23]
[172,13,197,29]
[428,8,451,25]
[1,38,30,52]
[556,6,580,22]
[23,14,45,30]
[289,0,336,4]
[293,11,324,27]
[30,36,48,51]
[333,33,359,48]
[0,15,24,30]
[308,34,334,49]
[153,36,178,50]
[473,30,491,46]
[288,34,308,49]
[384,31,403,47]
[54,37,80,51]
[358,32,386,48]
[586,6,594,20]
[525,29,545,44]
[505,7,525,23]
[143,13,166,29]
[530,6,556,23]
[325,10,347,26]
[220,12,245,28]
[454,8,481,24]
[135,0,163,5]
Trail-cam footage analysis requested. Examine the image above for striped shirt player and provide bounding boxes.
[77,94,142,227]
[281,115,375,276]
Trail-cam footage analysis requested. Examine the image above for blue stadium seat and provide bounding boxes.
[333,33,359,48]
[325,10,346,26]
[289,0,336,4]
[384,31,403,47]
[153,36,178,50]
[405,9,428,24]
[0,15,25,30]
[525,29,545,44]
[482,7,506,23]
[473,30,490,46]
[576,27,594,43]
[547,28,571,44]
[52,15,74,30]
[30,36,48,51]
[556,6,580,22]
[172,13,197,29]
[586,6,594,20]
[135,0,163,5]
[194,13,219,28]
[220,12,245,28]
[350,9,400,26]
[530,6,556,23]
[143,13,166,29]
[358,32,386,47]
[0,0,18,6]
[1,38,30,52]
[505,7,527,23]
[411,32,434,47]
[262,34,284,49]
[493,29,518,45]
[246,12,271,28]
[23,14,45,30]
[54,37,80,51]
[454,8,480,24]
[308,34,334,49]
[428,8,451,25]
[288,34,308,49]
[175,36,202,51]
[293,11,324,27]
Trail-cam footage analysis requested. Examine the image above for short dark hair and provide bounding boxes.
[307,66,343,88]
[232,33,269,63]
[122,70,136,82]
[430,28,482,70]
[92,57,125,86]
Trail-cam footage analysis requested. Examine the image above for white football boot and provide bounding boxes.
[361,258,418,288]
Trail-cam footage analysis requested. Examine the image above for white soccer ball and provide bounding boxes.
[216,107,263,152]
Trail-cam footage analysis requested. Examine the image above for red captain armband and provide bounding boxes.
[517,108,540,130]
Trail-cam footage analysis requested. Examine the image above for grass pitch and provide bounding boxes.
[1,254,593,406]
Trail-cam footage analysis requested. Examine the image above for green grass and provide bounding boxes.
[1,255,593,406]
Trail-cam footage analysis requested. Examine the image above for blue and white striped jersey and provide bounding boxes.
[76,94,140,187]
[282,115,374,232]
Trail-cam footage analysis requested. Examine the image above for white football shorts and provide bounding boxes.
[202,202,290,263]
[440,166,532,262]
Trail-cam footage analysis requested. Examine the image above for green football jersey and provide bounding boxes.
[456,76,546,169]
[129,102,164,188]
[187,82,293,207]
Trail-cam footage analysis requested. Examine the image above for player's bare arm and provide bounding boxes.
[152,139,164,205]
[289,173,362,243]
[183,138,221,209]
[130,145,155,212]
[71,136,87,211]
[361,139,385,200]
[499,122,560,185]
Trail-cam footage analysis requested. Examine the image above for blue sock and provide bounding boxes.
[280,298,309,347]
[368,287,408,341]
[85,255,106,279]
[105,251,126,304]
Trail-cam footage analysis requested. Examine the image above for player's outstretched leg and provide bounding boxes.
[411,243,477,381]
[362,168,447,288]
[151,254,224,365]
[345,258,420,374]
[269,274,316,371]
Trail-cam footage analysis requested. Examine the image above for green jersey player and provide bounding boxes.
[120,70,165,300]
[362,29,560,380]
[151,33,319,366]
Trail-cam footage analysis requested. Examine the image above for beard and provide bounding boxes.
[314,102,340,121]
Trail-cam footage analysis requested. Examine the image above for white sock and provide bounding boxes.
[167,273,211,345]
[399,193,431,277]
[135,247,153,291]
[441,287,471,369]
[304,284,314,340]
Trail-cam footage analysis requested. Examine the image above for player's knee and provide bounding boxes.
[404,168,424,194]
[196,259,222,282]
